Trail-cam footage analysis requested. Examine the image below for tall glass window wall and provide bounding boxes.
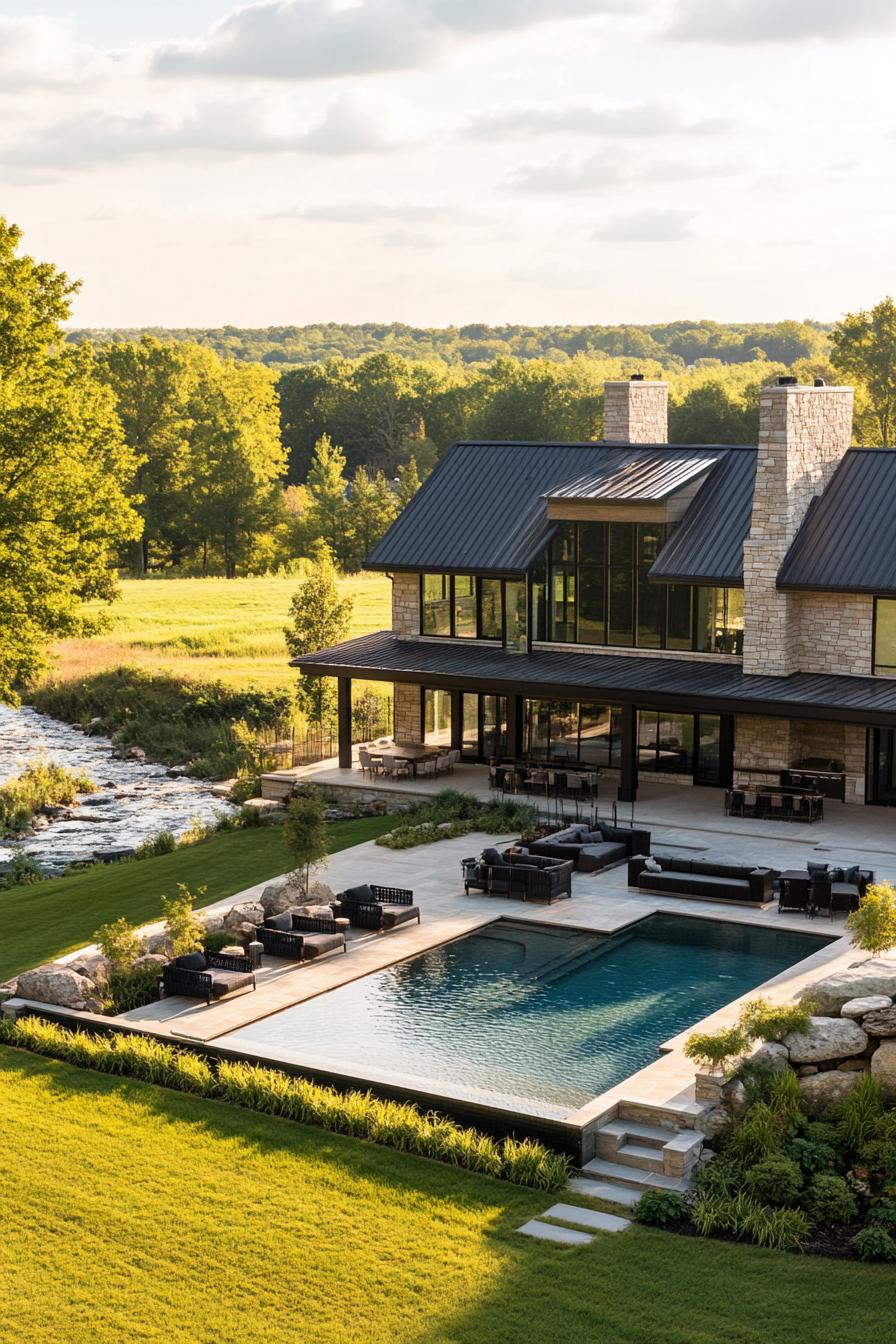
[524,700,622,766]
[874,598,896,675]
[530,521,744,654]
[420,573,525,647]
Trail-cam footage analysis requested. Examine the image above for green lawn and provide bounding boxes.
[49,573,392,691]
[0,816,393,983]
[1,1048,892,1344]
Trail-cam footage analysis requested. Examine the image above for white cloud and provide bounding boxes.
[270,201,448,222]
[464,101,731,140]
[152,0,624,80]
[507,149,743,193]
[668,0,896,43]
[0,96,395,170]
[0,15,107,88]
[593,208,697,241]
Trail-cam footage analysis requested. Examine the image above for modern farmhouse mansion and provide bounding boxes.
[296,376,896,810]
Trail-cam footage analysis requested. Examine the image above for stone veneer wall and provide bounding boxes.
[733,714,867,803]
[795,591,874,677]
[742,384,854,677]
[602,381,668,444]
[393,681,422,743]
[391,572,419,637]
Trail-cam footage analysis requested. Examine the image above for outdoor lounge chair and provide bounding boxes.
[160,950,256,1005]
[778,877,811,914]
[335,883,421,931]
[258,911,346,960]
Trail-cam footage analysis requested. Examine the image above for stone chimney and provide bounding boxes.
[603,375,668,444]
[741,378,854,676]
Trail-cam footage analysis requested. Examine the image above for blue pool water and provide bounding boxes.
[220,915,831,1115]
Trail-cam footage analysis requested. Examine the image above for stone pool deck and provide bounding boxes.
[110,805,896,1136]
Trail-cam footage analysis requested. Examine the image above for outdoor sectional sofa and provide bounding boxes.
[258,912,347,960]
[160,950,256,1004]
[529,822,651,872]
[627,854,777,905]
[462,849,573,903]
[334,884,421,931]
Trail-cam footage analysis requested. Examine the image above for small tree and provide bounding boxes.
[284,540,353,731]
[94,917,140,974]
[282,787,329,893]
[161,883,205,957]
[684,1026,748,1076]
[847,883,896,958]
[738,996,811,1043]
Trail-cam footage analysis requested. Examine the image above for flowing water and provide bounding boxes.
[0,705,235,874]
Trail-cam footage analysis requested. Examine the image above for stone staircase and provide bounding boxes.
[571,1101,708,1206]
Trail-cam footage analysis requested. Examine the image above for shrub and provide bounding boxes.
[94,916,141,974]
[683,1026,748,1075]
[857,1137,896,1184]
[744,1156,802,1206]
[161,885,205,957]
[847,883,896,958]
[0,850,45,889]
[2,1016,568,1190]
[0,761,96,834]
[739,996,811,1043]
[135,831,177,859]
[375,791,536,850]
[839,1074,885,1152]
[767,1069,803,1119]
[634,1189,690,1227]
[692,1157,745,1198]
[785,1135,838,1176]
[726,1102,790,1165]
[751,1206,812,1252]
[105,964,162,1015]
[866,1201,896,1231]
[852,1226,896,1263]
[202,929,241,954]
[803,1173,858,1226]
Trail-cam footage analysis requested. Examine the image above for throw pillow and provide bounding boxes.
[481,847,504,865]
[844,864,862,885]
[828,867,845,883]
[342,883,375,904]
[176,951,206,971]
[807,862,829,879]
[644,857,661,873]
[292,904,334,919]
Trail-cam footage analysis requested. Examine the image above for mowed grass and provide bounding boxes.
[2,1052,893,1344]
[0,815,393,983]
[49,574,392,692]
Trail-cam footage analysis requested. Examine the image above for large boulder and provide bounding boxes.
[798,1069,862,1110]
[141,931,170,955]
[132,953,168,974]
[861,1006,896,1039]
[66,953,112,987]
[259,878,299,917]
[841,995,892,1020]
[801,959,896,1015]
[784,1016,868,1064]
[871,1042,896,1099]
[223,902,265,932]
[750,1041,790,1072]
[306,881,336,905]
[197,910,225,935]
[15,965,103,1013]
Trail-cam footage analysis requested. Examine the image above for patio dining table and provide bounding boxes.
[369,743,440,777]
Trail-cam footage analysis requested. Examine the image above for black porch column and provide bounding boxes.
[450,690,464,752]
[337,676,353,769]
[618,702,638,802]
[506,694,524,759]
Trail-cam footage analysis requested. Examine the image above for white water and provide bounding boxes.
[0,705,235,874]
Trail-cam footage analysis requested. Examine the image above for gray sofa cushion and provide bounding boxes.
[300,932,345,958]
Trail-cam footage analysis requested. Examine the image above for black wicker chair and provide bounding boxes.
[160,950,255,1005]
[336,883,420,932]
[778,877,811,915]
[258,911,346,960]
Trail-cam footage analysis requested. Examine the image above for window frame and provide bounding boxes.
[418,573,507,642]
[873,596,896,676]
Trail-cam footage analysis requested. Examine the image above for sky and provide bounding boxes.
[1,0,894,328]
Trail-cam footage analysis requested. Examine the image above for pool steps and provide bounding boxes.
[575,1103,707,1198]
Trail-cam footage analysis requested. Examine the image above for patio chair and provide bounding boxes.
[358,747,382,779]
[160,950,256,1005]
[447,748,460,772]
[810,877,833,918]
[335,883,421,932]
[417,757,438,778]
[778,878,811,914]
[257,911,346,960]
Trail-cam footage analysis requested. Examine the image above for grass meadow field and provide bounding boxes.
[49,574,392,692]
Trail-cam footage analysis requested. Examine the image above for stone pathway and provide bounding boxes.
[517,1200,631,1245]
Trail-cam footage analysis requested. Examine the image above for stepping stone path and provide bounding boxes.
[568,1177,640,1207]
[517,1200,631,1244]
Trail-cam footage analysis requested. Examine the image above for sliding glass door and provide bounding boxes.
[461,693,508,760]
[868,728,896,805]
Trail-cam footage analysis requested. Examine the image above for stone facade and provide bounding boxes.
[795,591,874,677]
[391,571,419,637]
[742,384,854,676]
[733,714,866,803]
[602,380,668,444]
[393,681,422,743]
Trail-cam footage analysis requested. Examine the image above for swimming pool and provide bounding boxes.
[219,915,831,1117]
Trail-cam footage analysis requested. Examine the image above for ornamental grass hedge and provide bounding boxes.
[0,1015,569,1191]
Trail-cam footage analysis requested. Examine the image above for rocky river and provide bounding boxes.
[0,705,235,875]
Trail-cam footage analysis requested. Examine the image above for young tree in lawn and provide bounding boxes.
[282,787,329,893]
[284,540,353,731]
[0,217,141,703]
[847,884,896,959]
[304,433,352,564]
[831,297,896,445]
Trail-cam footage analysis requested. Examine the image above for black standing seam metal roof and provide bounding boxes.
[777,449,896,595]
[546,452,720,502]
[293,630,896,727]
[649,448,758,587]
[364,440,744,579]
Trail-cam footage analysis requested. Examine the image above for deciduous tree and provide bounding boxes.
[284,541,353,728]
[831,297,896,445]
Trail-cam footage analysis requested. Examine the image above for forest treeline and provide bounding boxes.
[68,319,832,370]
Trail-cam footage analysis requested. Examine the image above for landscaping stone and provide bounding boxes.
[870,1042,896,1099]
[197,911,225,934]
[223,902,265,931]
[15,965,102,1012]
[798,1069,862,1108]
[543,1203,630,1233]
[259,879,297,917]
[516,1219,592,1246]
[306,881,336,905]
[132,953,167,973]
[66,953,111,986]
[860,1006,896,1038]
[797,1065,818,1076]
[141,932,169,955]
[784,1016,868,1064]
[750,1041,790,1070]
[567,1179,640,1208]
[801,960,896,1014]
[840,995,892,1020]
[837,1059,869,1072]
